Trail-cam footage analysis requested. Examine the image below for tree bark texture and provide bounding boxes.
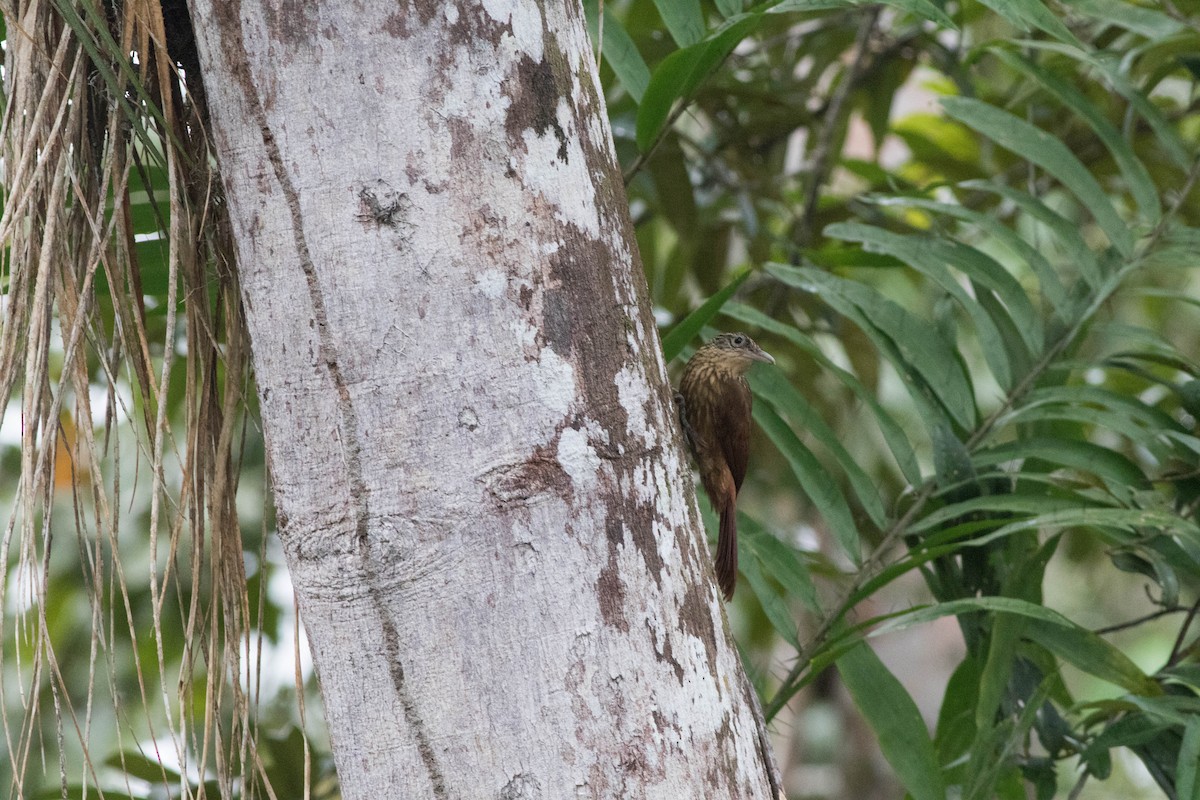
[188,1,777,797]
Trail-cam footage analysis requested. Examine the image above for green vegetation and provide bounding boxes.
[613,0,1200,795]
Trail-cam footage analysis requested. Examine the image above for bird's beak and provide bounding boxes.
[751,349,775,365]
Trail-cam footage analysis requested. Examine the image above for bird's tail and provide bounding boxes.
[716,499,738,601]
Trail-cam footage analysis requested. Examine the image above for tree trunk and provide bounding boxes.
[187,0,778,796]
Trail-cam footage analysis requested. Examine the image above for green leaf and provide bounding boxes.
[982,508,1200,549]
[909,493,1113,537]
[974,0,1082,47]
[930,422,977,497]
[768,262,977,430]
[877,0,956,28]
[874,596,1075,633]
[838,642,947,800]
[975,285,1036,384]
[586,3,652,102]
[935,656,982,764]
[742,518,820,611]
[754,402,862,562]
[751,367,888,528]
[826,222,1036,388]
[991,48,1160,225]
[943,241,1042,347]
[958,179,1102,292]
[1181,379,1200,418]
[1099,321,1200,373]
[1094,57,1195,172]
[1111,545,1180,608]
[654,0,707,47]
[1062,0,1184,38]
[105,750,182,783]
[648,136,699,234]
[1024,619,1158,695]
[1016,42,1194,170]
[848,545,962,609]
[1004,406,1164,454]
[764,0,855,11]
[973,438,1148,492]
[1123,694,1200,725]
[1016,386,1185,433]
[1001,386,1191,461]
[739,528,801,645]
[726,303,923,485]
[636,14,761,151]
[865,194,1070,312]
[874,597,1157,694]
[661,266,752,362]
[943,97,1133,257]
[715,0,744,16]
[1082,713,1171,763]
[1162,665,1200,693]
[977,611,1024,729]
[1177,716,1200,800]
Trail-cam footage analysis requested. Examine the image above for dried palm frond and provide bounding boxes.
[0,2,287,796]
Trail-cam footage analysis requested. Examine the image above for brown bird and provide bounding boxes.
[677,332,775,600]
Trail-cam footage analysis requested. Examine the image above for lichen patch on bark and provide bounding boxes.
[679,581,721,682]
[262,0,319,51]
[446,2,515,46]
[504,54,570,162]
[595,538,629,631]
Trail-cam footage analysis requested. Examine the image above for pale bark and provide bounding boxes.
[188,0,777,796]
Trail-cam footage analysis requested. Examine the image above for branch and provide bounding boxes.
[793,7,880,248]
[764,155,1200,721]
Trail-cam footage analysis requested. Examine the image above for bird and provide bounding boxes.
[677,332,775,600]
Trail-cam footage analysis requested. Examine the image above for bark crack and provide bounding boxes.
[213,1,369,542]
[211,5,450,795]
[373,576,451,798]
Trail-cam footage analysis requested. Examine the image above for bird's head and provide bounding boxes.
[700,332,775,373]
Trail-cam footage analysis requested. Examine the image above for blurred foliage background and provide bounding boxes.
[3,0,1200,798]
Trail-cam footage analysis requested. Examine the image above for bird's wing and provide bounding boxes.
[718,378,753,491]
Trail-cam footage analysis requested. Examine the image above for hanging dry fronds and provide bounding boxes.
[0,1,278,795]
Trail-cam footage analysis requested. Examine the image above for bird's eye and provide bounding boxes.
[732,335,746,346]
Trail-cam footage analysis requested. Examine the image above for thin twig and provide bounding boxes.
[623,97,697,186]
[1094,606,1186,636]
[763,479,936,719]
[1167,596,1200,667]
[1066,767,1089,800]
[794,7,880,248]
